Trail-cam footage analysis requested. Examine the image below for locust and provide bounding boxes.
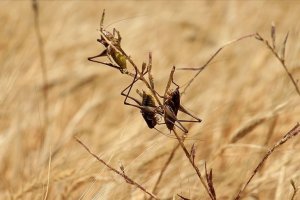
[88,10,128,74]
[121,65,202,135]
[88,10,202,136]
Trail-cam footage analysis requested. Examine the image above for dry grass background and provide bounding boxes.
[0,1,300,199]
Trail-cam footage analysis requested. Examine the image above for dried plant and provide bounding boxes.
[87,10,216,199]
[234,123,300,200]
[31,0,48,144]
[205,162,216,200]
[254,25,300,96]
[86,10,300,200]
[179,24,300,97]
[75,137,158,199]
[2,3,300,200]
[177,34,256,94]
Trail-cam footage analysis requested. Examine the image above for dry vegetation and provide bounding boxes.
[0,1,300,200]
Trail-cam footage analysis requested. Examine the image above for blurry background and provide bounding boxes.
[0,1,299,199]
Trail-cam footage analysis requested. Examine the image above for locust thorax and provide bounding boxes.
[142,91,156,108]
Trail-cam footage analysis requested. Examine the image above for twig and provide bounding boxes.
[178,34,256,94]
[172,129,215,200]
[234,123,300,200]
[75,137,159,200]
[32,0,48,140]
[255,32,300,96]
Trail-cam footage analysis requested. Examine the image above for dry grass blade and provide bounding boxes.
[290,180,298,200]
[230,115,270,143]
[43,148,52,200]
[177,194,190,200]
[75,137,159,200]
[229,85,292,144]
[31,0,48,138]
[264,115,278,145]
[234,123,300,200]
[205,162,216,200]
[281,32,289,62]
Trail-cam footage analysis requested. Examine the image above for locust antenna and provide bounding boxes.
[104,14,148,29]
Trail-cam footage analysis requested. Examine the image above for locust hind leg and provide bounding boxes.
[121,70,141,108]
[121,66,148,109]
[87,49,120,70]
[178,105,202,123]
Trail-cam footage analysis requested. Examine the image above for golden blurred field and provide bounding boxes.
[0,1,299,199]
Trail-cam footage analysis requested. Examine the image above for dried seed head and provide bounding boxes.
[271,22,276,49]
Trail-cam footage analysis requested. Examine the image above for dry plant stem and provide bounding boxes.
[178,34,256,94]
[75,137,159,200]
[234,123,300,200]
[255,33,300,96]
[172,129,215,200]
[43,148,52,200]
[32,0,49,137]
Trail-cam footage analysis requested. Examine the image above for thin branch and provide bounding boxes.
[255,33,300,96]
[178,34,256,94]
[234,123,300,200]
[172,129,215,200]
[75,137,159,200]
